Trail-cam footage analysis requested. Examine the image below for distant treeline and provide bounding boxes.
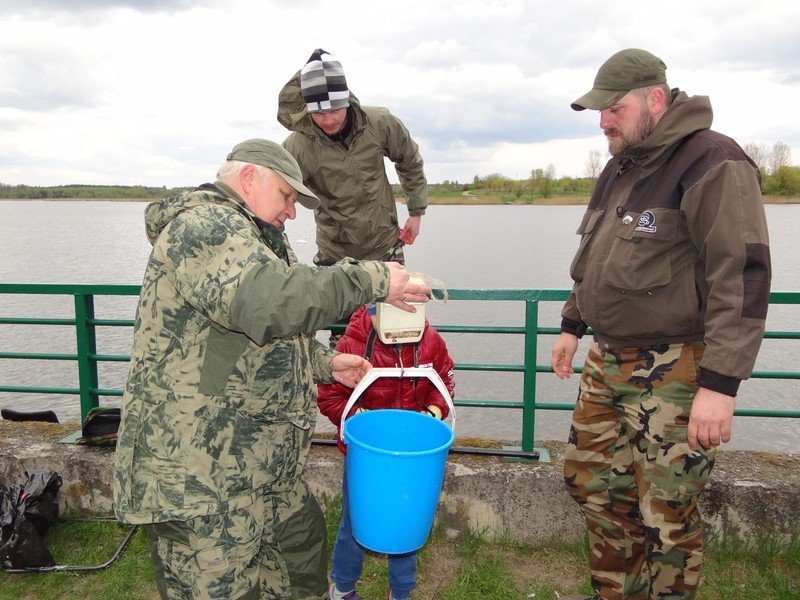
[4,165,800,201]
[398,164,800,199]
[395,173,598,201]
[0,183,192,200]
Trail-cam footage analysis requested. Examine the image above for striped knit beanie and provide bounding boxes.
[300,48,350,113]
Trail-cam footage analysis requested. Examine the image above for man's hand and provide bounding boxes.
[687,387,735,451]
[331,354,372,388]
[551,333,579,380]
[398,216,421,245]
[384,262,430,312]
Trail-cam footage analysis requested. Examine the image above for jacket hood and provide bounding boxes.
[144,183,248,246]
[277,70,364,136]
[621,90,713,166]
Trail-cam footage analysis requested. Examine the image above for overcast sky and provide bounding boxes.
[1,0,798,187]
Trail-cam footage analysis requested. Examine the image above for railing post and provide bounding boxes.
[74,293,99,422]
[520,298,539,453]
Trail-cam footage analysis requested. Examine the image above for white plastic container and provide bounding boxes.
[374,301,425,344]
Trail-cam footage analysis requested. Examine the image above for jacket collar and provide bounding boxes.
[615,90,713,171]
[198,181,288,260]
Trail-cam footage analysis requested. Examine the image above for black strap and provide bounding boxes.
[362,331,432,413]
[364,327,420,368]
[364,328,377,361]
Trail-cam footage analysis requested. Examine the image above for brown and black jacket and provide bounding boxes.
[561,90,771,396]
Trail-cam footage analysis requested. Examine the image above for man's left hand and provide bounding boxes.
[687,387,735,451]
[332,354,372,388]
[398,216,421,245]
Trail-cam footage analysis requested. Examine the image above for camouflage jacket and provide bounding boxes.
[277,72,427,265]
[113,182,390,524]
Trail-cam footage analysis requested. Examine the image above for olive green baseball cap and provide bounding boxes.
[571,48,667,111]
[226,138,320,209]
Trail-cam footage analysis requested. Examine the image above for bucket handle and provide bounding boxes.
[339,367,456,441]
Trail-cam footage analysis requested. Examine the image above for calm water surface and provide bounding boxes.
[1,200,798,451]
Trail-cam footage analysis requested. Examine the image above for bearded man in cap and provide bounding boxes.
[277,49,427,269]
[551,49,771,599]
[113,138,430,600]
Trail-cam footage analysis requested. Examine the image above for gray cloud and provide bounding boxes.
[1,0,798,186]
[0,113,32,132]
[0,43,105,110]
[351,1,800,85]
[331,0,800,153]
[390,96,591,151]
[0,0,215,14]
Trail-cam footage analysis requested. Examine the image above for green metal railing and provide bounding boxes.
[1,283,799,455]
[0,284,139,420]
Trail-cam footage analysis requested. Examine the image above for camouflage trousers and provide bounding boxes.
[145,478,327,600]
[563,342,715,600]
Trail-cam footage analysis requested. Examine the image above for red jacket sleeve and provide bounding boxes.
[424,327,455,418]
[316,334,363,427]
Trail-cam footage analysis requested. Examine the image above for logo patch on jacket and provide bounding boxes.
[634,210,657,234]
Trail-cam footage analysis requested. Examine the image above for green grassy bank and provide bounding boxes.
[2,497,798,600]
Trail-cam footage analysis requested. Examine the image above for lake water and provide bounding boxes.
[1,200,798,451]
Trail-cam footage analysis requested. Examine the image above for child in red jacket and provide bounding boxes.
[318,304,455,600]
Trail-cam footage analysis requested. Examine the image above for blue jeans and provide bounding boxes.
[330,462,417,599]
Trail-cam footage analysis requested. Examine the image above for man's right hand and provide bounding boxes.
[384,262,430,312]
[551,332,579,380]
[687,387,735,451]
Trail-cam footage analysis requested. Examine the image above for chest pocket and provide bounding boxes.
[601,209,679,293]
[569,209,604,282]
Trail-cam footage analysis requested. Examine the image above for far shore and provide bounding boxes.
[427,194,800,205]
[3,195,798,205]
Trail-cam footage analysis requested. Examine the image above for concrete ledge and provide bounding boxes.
[2,421,798,543]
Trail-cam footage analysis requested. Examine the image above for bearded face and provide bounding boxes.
[600,91,659,156]
[605,104,656,156]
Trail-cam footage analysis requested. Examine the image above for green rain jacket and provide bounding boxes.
[113,182,390,524]
[277,72,428,265]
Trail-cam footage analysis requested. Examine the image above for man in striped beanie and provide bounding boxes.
[278,48,429,350]
[300,48,350,113]
[278,48,428,270]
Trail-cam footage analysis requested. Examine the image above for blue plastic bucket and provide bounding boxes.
[343,409,454,554]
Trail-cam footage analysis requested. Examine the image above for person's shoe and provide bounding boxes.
[328,582,362,600]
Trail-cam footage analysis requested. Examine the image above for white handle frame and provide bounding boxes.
[339,367,456,441]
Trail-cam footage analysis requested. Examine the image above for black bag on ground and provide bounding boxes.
[0,470,62,568]
[0,409,58,423]
[75,406,120,446]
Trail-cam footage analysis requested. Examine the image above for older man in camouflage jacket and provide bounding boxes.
[113,139,429,600]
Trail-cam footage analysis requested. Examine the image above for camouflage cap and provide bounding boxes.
[227,138,320,209]
[571,48,667,111]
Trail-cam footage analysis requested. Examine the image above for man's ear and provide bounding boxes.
[239,164,256,194]
[650,86,667,116]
